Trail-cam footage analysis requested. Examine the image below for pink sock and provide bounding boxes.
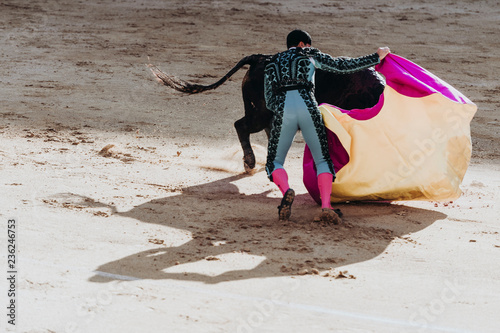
[272,168,290,195]
[318,172,333,209]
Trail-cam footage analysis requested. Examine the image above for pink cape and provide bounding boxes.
[303,54,477,204]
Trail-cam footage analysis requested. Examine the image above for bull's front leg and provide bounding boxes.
[234,117,256,172]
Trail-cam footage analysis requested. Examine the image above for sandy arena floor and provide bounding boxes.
[1,0,499,332]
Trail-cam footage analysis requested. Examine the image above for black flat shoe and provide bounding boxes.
[319,208,342,225]
[278,188,295,221]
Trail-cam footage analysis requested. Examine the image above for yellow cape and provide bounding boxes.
[321,85,476,202]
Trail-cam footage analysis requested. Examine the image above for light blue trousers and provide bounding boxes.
[270,90,332,176]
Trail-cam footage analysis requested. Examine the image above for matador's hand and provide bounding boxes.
[377,47,391,60]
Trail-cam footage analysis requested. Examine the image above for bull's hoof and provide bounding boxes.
[243,152,256,172]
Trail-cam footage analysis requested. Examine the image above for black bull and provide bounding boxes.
[149,54,385,171]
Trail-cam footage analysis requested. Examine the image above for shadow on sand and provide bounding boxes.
[66,173,446,284]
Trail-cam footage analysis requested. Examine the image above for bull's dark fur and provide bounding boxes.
[149,54,385,171]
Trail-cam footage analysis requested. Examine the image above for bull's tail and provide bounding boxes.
[148,54,270,94]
